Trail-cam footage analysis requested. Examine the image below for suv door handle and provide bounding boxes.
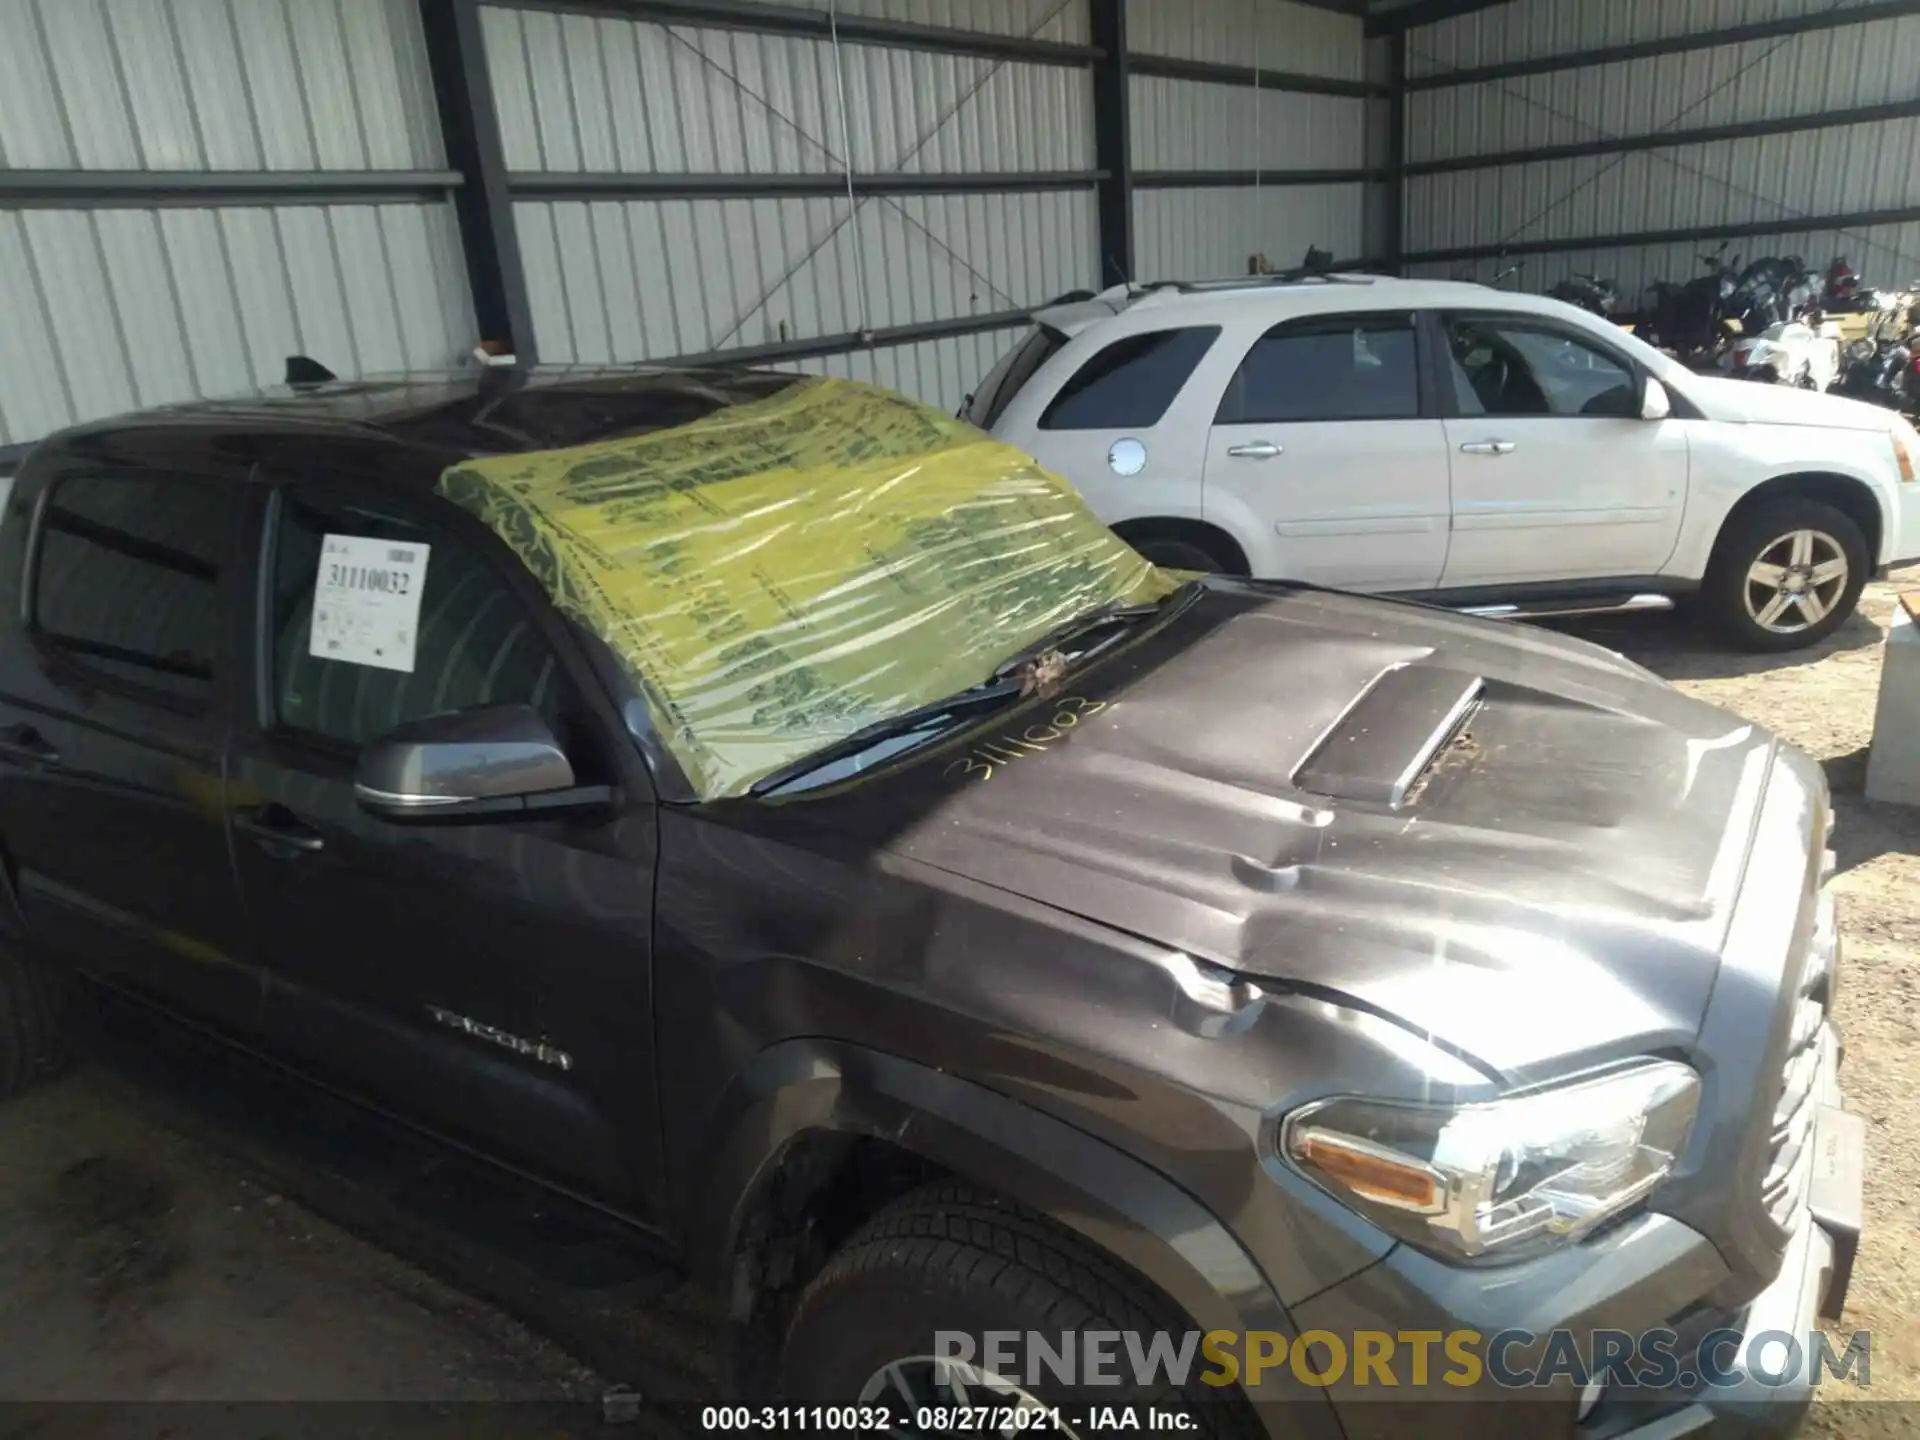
[234,805,325,856]
[1459,440,1517,456]
[1227,441,1284,460]
[0,724,59,767]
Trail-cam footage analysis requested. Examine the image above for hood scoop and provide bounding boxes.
[1291,663,1483,809]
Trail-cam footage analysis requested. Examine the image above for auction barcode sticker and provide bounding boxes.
[309,533,431,673]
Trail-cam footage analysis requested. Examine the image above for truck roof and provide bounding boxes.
[25,365,800,480]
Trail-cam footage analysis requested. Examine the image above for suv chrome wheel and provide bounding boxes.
[1744,528,1849,634]
[858,1358,1084,1438]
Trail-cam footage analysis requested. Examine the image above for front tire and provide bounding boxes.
[0,946,68,1100]
[1700,500,1869,651]
[777,1183,1261,1438]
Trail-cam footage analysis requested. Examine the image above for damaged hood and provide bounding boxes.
[798,581,1785,1083]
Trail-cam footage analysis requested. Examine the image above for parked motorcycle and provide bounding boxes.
[1548,273,1621,317]
[1822,256,1882,314]
[1834,293,1920,413]
[1727,254,1815,334]
[1724,312,1844,390]
[1646,243,1741,361]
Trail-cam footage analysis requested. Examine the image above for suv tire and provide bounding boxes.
[1701,499,1870,652]
[0,946,67,1100]
[777,1182,1262,1437]
[1121,529,1244,575]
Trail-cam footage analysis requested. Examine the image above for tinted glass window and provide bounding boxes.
[1216,315,1419,424]
[1039,327,1220,430]
[34,474,228,703]
[966,327,1065,430]
[271,492,565,746]
[1446,318,1638,418]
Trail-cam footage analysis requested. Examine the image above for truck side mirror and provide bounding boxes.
[354,703,613,823]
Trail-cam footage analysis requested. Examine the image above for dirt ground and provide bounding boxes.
[1565,567,1920,1434]
[1,578,1918,1436]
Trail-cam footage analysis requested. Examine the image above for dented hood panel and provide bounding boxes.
[782,581,1777,1083]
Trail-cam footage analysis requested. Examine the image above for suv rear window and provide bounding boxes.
[965,327,1065,431]
[1039,327,1220,430]
[33,474,228,704]
[1217,314,1419,424]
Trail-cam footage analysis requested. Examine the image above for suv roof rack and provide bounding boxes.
[1166,272,1379,294]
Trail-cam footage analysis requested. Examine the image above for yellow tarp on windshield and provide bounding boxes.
[438,376,1176,799]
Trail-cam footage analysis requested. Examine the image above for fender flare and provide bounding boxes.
[692,1039,1332,1422]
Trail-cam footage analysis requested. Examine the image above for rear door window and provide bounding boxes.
[1039,327,1221,430]
[965,327,1065,430]
[32,473,232,705]
[1216,314,1420,424]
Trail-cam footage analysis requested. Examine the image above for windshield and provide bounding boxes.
[438,376,1178,799]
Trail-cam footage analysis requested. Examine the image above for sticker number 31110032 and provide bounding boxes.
[309,533,432,674]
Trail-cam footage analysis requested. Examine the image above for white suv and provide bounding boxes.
[972,275,1920,650]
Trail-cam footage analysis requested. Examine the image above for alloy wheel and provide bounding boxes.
[1744,528,1849,634]
[857,1356,1086,1438]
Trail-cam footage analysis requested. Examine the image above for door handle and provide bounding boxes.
[234,805,325,855]
[1459,440,1517,456]
[0,723,59,766]
[1227,441,1284,460]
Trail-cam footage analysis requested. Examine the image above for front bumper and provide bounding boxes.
[1280,1029,1863,1440]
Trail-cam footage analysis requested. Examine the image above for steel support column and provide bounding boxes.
[1088,0,1133,288]
[419,0,537,362]
[1386,31,1406,273]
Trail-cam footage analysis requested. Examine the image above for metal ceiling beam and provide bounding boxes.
[1405,0,1920,89]
[484,0,1099,66]
[1401,206,1920,266]
[1128,53,1389,99]
[0,170,461,207]
[512,171,1102,199]
[1405,99,1920,175]
[1365,0,1513,38]
[666,308,1035,370]
[1134,168,1389,188]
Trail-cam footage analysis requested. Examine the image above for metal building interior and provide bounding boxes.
[3,0,1920,466]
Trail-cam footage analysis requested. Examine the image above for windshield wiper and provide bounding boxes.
[750,581,1203,798]
[990,579,1203,683]
[748,677,1026,797]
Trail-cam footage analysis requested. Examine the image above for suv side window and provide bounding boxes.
[1445,317,1639,418]
[33,473,229,704]
[269,490,566,747]
[1216,313,1420,424]
[1039,327,1221,430]
[966,327,1065,430]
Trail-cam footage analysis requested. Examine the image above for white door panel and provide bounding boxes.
[1206,422,1452,589]
[1438,316,1688,588]
[1202,312,1451,591]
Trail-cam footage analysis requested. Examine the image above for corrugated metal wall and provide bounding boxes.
[1126,0,1369,280]
[480,1,1097,412]
[0,0,475,453]
[1401,0,1920,300]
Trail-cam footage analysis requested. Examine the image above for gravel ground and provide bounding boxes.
[1565,568,1920,1434]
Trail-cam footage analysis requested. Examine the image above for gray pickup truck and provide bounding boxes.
[0,366,1862,1437]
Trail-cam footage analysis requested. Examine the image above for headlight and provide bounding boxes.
[1850,339,1877,362]
[1282,1061,1699,1262]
